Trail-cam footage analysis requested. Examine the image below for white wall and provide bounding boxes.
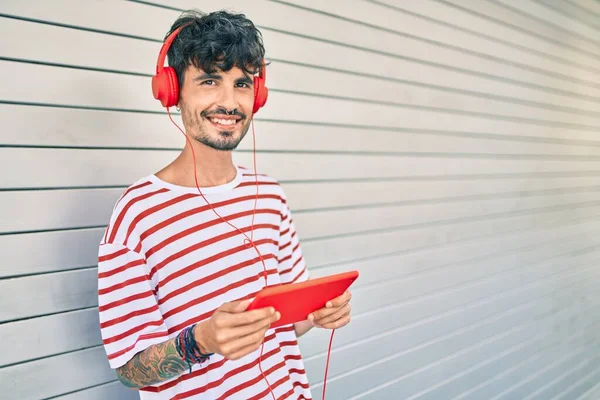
[0,0,599,399]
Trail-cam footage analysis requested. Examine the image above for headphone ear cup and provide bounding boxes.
[253,75,268,114]
[152,67,179,108]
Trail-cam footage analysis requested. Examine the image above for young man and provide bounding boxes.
[97,10,352,399]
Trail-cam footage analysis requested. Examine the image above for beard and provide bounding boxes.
[181,105,251,151]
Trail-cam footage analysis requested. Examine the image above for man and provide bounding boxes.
[98,9,352,399]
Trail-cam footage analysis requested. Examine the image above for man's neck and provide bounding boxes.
[156,141,237,188]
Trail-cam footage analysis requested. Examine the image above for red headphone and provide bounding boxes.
[151,24,269,113]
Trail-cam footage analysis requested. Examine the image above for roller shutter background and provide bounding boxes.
[0,0,599,399]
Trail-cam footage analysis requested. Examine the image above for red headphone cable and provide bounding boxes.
[167,109,277,399]
[165,109,335,400]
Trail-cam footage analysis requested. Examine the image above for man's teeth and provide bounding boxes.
[211,118,237,126]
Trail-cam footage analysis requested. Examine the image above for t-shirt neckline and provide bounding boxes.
[147,165,243,195]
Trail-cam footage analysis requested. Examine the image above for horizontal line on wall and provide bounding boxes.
[0,100,167,115]
[255,119,600,147]
[4,6,600,105]
[264,26,600,102]
[293,185,600,214]
[296,0,600,75]
[127,0,184,12]
[268,171,600,183]
[3,236,599,334]
[44,378,118,400]
[344,317,599,398]
[1,171,600,193]
[384,0,600,65]
[0,343,103,370]
[1,185,597,238]
[450,344,582,400]
[330,276,600,387]
[3,260,591,372]
[2,209,596,281]
[577,380,600,400]
[273,89,600,130]
[428,0,600,61]
[349,228,600,294]
[5,237,597,328]
[0,265,97,281]
[272,58,600,118]
[313,210,600,273]
[269,0,600,85]
[2,37,599,122]
[3,209,598,285]
[0,13,160,43]
[3,100,600,148]
[405,339,561,400]
[0,305,97,327]
[531,0,600,32]
[308,271,599,370]
[486,0,600,47]
[0,56,150,77]
[350,244,600,321]
[133,0,600,95]
[301,198,600,243]
[565,0,600,20]
[3,143,600,159]
[542,361,600,400]
[0,225,105,237]
[0,185,129,192]
[4,57,600,127]
[502,355,600,400]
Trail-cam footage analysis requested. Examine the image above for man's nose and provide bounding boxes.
[216,85,238,111]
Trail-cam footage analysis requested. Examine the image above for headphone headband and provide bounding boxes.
[152,21,268,111]
[155,24,190,75]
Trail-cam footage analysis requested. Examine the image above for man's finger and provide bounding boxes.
[315,303,350,326]
[328,290,352,308]
[218,299,252,314]
[229,309,279,330]
[218,307,277,329]
[309,299,350,322]
[220,322,270,355]
[232,307,277,325]
[321,314,351,330]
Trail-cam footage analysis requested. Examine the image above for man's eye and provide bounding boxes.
[236,82,250,88]
[202,80,215,85]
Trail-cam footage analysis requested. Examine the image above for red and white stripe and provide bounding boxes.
[98,167,311,399]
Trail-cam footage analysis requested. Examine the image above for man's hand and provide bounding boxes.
[194,299,280,360]
[308,290,352,329]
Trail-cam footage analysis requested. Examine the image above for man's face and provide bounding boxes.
[178,65,255,151]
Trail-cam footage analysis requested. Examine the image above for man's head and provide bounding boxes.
[165,10,266,151]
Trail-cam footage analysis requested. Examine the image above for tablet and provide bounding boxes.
[247,270,359,328]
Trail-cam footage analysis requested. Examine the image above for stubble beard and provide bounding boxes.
[182,106,251,152]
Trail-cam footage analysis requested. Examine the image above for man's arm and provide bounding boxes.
[114,300,279,389]
[116,337,187,388]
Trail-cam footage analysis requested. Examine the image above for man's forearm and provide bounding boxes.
[116,337,188,389]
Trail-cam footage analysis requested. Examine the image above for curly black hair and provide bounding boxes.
[164,9,266,87]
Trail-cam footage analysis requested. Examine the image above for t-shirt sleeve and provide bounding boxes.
[98,243,170,369]
[277,196,309,284]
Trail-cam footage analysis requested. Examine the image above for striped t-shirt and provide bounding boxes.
[97,165,312,399]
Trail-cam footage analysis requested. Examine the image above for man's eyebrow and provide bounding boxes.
[193,73,222,82]
[236,75,254,85]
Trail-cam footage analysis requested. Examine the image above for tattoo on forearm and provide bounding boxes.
[116,338,188,388]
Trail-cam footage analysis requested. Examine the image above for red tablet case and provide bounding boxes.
[247,270,359,328]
